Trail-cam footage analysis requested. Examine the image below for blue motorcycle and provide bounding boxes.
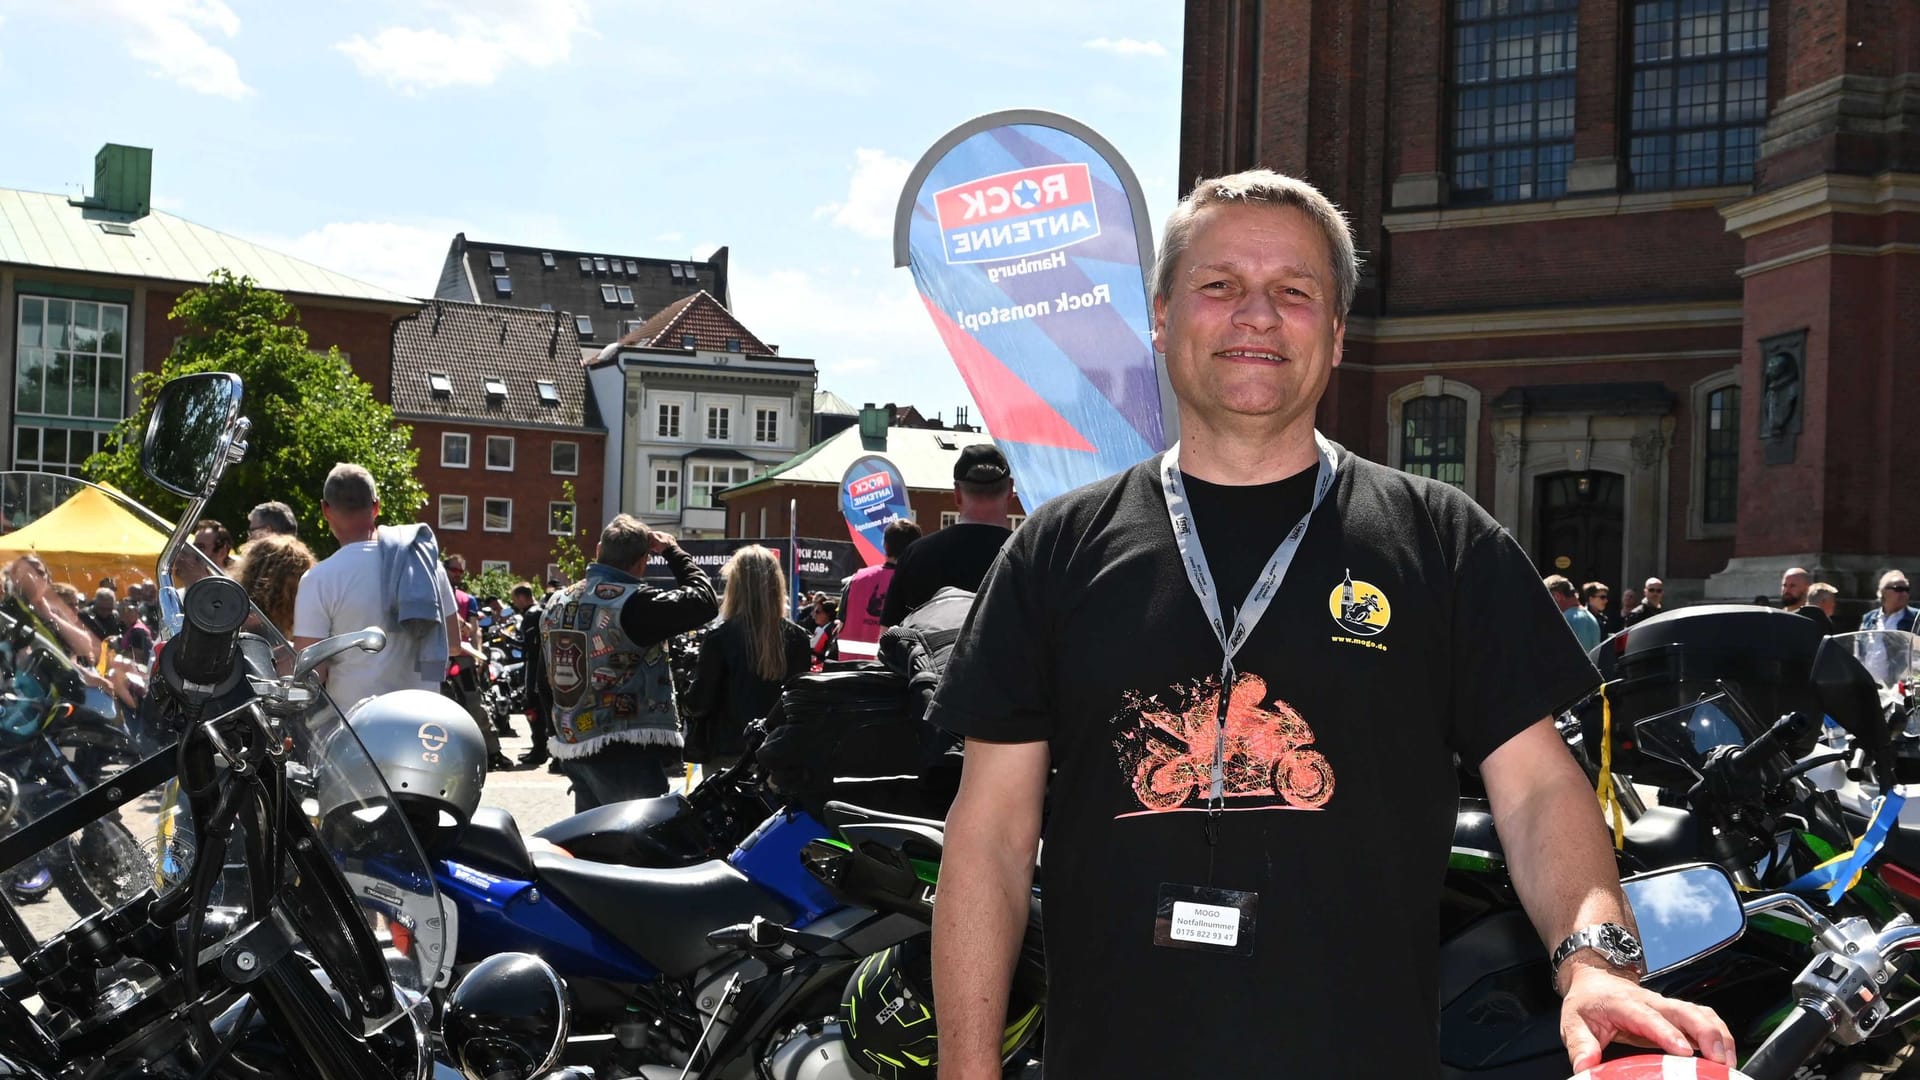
[434,745,946,1077]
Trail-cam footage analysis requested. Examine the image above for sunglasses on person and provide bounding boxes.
[1888,584,1911,593]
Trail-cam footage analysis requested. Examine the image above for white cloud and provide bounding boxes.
[815,148,912,241]
[269,221,452,299]
[1084,37,1168,58]
[52,0,251,98]
[336,0,592,92]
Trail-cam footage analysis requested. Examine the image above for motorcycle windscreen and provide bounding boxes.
[0,473,445,1035]
[1632,693,1748,776]
[1828,630,1920,734]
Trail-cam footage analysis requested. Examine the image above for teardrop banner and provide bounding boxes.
[839,455,912,567]
[893,109,1175,512]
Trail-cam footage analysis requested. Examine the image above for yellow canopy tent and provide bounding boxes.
[0,485,170,591]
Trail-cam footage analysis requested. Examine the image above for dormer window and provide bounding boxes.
[487,251,506,270]
[493,275,512,296]
[625,260,639,275]
[616,286,635,304]
[540,251,556,269]
[725,337,740,353]
[575,315,593,337]
[578,256,592,272]
[428,373,452,397]
[593,257,610,273]
[601,284,618,303]
[681,333,698,349]
[484,377,508,402]
[670,264,684,281]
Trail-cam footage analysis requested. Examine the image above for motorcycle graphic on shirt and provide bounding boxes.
[1111,670,1334,815]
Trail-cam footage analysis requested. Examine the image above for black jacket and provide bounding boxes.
[683,617,811,761]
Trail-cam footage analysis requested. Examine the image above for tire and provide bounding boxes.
[1274,749,1335,809]
[1134,757,1196,812]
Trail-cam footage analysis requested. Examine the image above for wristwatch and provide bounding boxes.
[1550,923,1646,987]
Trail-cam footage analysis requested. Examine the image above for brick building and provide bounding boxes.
[0,144,416,477]
[391,300,605,583]
[721,407,1018,542]
[1180,0,1919,601]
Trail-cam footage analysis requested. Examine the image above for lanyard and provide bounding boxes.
[1160,431,1340,843]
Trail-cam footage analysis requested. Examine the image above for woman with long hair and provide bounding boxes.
[683,545,810,768]
[234,533,316,639]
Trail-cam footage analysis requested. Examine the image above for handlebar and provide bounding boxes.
[1743,1004,1838,1078]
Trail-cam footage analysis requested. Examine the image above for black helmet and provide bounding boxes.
[840,935,1041,1078]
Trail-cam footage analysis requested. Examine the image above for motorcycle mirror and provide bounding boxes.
[1620,862,1745,977]
[442,953,569,1080]
[1813,637,1891,750]
[140,372,246,499]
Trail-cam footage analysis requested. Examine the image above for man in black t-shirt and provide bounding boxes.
[927,171,1734,1079]
[879,444,1017,626]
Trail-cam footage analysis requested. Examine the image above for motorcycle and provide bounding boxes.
[1438,609,1920,1078]
[0,372,566,1080]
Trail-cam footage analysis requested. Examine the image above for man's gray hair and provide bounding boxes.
[323,463,379,512]
[598,514,653,570]
[250,500,298,535]
[1880,569,1910,591]
[1151,169,1362,317]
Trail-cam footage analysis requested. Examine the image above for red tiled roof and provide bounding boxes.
[617,290,775,355]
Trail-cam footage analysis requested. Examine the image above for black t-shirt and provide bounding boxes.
[929,449,1598,1079]
[879,521,1011,625]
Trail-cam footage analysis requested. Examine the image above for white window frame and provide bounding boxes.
[548,501,576,536]
[754,407,779,445]
[485,435,515,471]
[940,511,960,528]
[1688,367,1741,540]
[438,495,469,531]
[687,462,753,509]
[705,405,731,443]
[656,401,683,440]
[544,563,563,586]
[1009,514,1027,529]
[481,560,511,574]
[1386,377,1483,500]
[551,440,579,476]
[440,432,470,468]
[483,497,513,533]
[652,462,681,513]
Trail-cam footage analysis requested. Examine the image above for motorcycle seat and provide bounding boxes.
[455,806,535,879]
[533,794,707,868]
[1622,805,1700,870]
[529,852,798,979]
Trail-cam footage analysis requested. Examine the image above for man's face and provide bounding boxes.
[1780,572,1809,605]
[1644,583,1664,606]
[511,593,531,612]
[1884,580,1910,610]
[1153,203,1345,433]
[247,515,270,540]
[446,562,466,587]
[193,527,227,562]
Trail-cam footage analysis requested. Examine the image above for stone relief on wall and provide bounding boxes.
[1630,430,1668,472]
[1495,431,1525,474]
[1758,328,1807,465]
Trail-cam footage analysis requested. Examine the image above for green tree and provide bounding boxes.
[84,271,425,557]
[548,479,589,583]
[463,565,518,605]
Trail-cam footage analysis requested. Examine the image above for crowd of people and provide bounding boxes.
[1542,563,1915,651]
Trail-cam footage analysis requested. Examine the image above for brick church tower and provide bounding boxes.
[1179,0,1919,605]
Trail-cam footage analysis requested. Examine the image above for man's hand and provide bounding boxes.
[649,530,676,554]
[1560,964,1736,1072]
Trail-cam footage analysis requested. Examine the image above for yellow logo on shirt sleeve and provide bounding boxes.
[1328,570,1391,638]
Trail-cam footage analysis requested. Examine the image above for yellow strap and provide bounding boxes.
[1594,683,1625,850]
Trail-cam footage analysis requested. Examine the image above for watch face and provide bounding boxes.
[1603,925,1644,962]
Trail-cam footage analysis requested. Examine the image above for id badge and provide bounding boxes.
[1153,883,1257,956]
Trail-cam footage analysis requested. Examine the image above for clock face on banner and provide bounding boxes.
[840,455,912,566]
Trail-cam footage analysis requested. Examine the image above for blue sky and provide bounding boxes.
[0,0,1183,427]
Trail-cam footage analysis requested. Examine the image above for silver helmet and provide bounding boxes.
[348,689,486,855]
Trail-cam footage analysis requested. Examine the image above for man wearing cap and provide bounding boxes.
[880,443,1018,626]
